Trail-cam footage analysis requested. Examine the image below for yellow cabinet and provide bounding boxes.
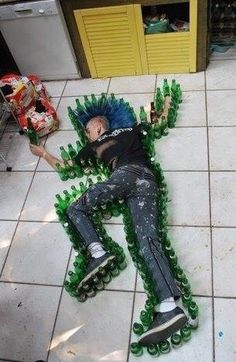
[74,2,198,78]
[74,5,147,78]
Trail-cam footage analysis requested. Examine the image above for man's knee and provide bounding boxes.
[66,197,85,218]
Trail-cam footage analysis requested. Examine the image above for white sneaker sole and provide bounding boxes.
[77,255,116,289]
[139,313,187,346]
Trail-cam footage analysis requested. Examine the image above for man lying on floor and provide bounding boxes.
[30,115,187,346]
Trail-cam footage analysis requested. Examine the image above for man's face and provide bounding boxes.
[85,119,101,142]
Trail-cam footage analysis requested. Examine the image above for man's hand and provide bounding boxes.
[30,144,45,157]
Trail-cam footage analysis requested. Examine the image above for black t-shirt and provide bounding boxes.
[74,124,148,171]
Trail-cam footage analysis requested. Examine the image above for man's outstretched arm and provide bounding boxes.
[30,144,64,170]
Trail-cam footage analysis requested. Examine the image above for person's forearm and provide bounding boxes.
[42,150,64,170]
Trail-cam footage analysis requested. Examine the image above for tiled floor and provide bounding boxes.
[1,56,236,362]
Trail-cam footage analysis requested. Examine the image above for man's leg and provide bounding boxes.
[127,189,187,345]
[66,168,134,286]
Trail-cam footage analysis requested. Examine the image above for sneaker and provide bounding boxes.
[77,252,116,289]
[138,307,187,346]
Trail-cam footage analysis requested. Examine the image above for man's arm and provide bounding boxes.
[30,144,64,170]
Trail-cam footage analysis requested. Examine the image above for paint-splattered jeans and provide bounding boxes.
[67,164,180,302]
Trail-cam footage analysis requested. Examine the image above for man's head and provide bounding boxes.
[85,116,109,142]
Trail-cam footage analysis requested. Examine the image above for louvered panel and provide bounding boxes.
[145,32,190,73]
[74,5,142,78]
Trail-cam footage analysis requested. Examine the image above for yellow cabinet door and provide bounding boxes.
[74,5,148,78]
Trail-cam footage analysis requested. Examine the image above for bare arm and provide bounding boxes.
[30,144,64,170]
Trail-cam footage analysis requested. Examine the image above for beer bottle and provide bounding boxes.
[188,315,199,329]
[155,87,164,116]
[139,106,148,124]
[60,146,70,161]
[68,144,77,160]
[79,181,87,194]
[99,269,112,284]
[24,118,40,145]
[77,293,87,303]
[163,78,170,97]
[140,310,152,327]
[147,343,160,356]
[132,322,144,336]
[76,140,83,153]
[188,301,199,318]
[159,340,170,354]
[182,292,192,307]
[130,342,143,357]
[56,163,68,181]
[86,286,96,297]
[180,323,191,342]
[109,261,120,277]
[171,79,177,95]
[91,94,98,108]
[150,102,157,123]
[55,194,67,209]
[171,333,182,348]
[84,95,92,109]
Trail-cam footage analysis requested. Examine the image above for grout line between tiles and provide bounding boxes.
[204,70,216,362]
[46,246,73,362]
[106,77,112,94]
[126,272,138,362]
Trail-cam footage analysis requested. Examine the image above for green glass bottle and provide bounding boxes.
[133,322,144,336]
[176,84,183,103]
[182,292,193,307]
[139,106,148,124]
[109,262,120,277]
[68,144,77,160]
[145,299,154,313]
[79,181,87,194]
[91,94,98,108]
[84,95,92,109]
[171,79,177,94]
[155,87,164,116]
[159,340,171,354]
[71,185,79,199]
[86,287,96,297]
[68,271,82,285]
[180,323,191,342]
[77,293,87,303]
[75,99,85,112]
[171,333,182,348]
[188,301,199,318]
[60,146,70,161]
[147,343,160,356]
[24,117,40,145]
[188,315,199,329]
[140,310,152,327]
[76,140,83,153]
[100,270,112,284]
[55,193,67,209]
[130,342,143,357]
[56,163,68,181]
[163,78,170,97]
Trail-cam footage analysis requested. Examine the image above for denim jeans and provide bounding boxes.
[67,164,180,302]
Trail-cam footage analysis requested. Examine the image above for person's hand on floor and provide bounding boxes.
[30,144,45,157]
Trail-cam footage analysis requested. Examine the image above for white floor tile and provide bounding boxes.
[213,228,236,297]
[37,130,79,171]
[209,127,236,170]
[215,298,236,362]
[48,290,133,362]
[155,128,208,170]
[0,132,39,171]
[0,283,61,361]
[129,294,213,362]
[109,75,156,94]
[1,222,71,285]
[211,172,236,227]
[0,172,33,220]
[207,90,236,126]
[177,91,206,126]
[63,78,110,97]
[43,81,66,97]
[206,60,236,90]
[164,172,210,226]
[156,72,205,91]
[0,221,17,272]
[20,172,86,222]
[137,226,212,296]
